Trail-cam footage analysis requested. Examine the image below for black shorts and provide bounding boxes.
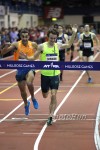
[83,50,94,57]
[41,74,60,93]
[15,69,35,82]
[59,50,65,61]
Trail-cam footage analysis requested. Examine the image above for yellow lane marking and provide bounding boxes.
[0,91,65,101]
[0,99,21,101]
[86,83,100,87]
[0,70,39,95]
[57,90,66,92]
[0,83,17,95]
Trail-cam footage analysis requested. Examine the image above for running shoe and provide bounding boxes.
[88,77,92,83]
[32,98,39,109]
[47,117,53,126]
[24,100,30,116]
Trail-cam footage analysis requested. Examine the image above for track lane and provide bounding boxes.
[0,53,100,150]
[37,54,100,150]
[0,56,81,150]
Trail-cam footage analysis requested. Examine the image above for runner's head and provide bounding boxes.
[47,29,59,46]
[20,29,29,45]
[84,24,90,33]
[53,24,58,30]
[57,25,64,33]
[79,25,84,33]
[65,25,72,33]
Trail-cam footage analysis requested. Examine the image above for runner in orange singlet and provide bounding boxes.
[0,29,39,115]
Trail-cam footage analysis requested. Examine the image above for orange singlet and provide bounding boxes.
[14,40,35,60]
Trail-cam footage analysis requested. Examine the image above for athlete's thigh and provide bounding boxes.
[78,50,83,58]
[26,70,35,83]
[41,75,50,93]
[18,80,26,91]
[88,55,94,62]
[83,56,88,61]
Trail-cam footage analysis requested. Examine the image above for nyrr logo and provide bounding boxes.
[43,62,60,69]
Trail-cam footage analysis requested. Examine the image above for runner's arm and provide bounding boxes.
[93,34,99,46]
[32,42,38,52]
[64,34,68,44]
[0,42,17,56]
[59,26,77,49]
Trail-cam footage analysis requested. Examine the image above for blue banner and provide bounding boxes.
[0,60,100,71]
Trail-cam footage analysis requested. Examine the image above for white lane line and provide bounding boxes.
[34,71,86,150]
[0,132,5,134]
[2,118,47,122]
[0,87,41,123]
[1,118,98,122]
[54,71,84,115]
[0,70,16,79]
[34,52,100,150]
[15,114,49,116]
[72,56,79,61]
[12,117,28,120]
[94,102,100,150]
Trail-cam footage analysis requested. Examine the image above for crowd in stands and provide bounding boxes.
[0,24,97,58]
[0,25,49,58]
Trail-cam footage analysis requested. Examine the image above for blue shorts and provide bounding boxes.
[15,69,35,82]
[41,74,60,93]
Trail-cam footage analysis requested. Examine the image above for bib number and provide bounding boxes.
[46,54,58,61]
[84,42,91,48]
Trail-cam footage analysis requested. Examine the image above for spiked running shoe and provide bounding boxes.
[32,98,39,109]
[47,117,53,126]
[24,100,30,116]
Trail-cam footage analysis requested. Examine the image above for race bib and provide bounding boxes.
[46,54,58,61]
[84,42,91,48]
[57,39,62,43]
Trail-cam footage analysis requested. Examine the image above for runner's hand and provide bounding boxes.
[19,52,27,59]
[72,24,78,33]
